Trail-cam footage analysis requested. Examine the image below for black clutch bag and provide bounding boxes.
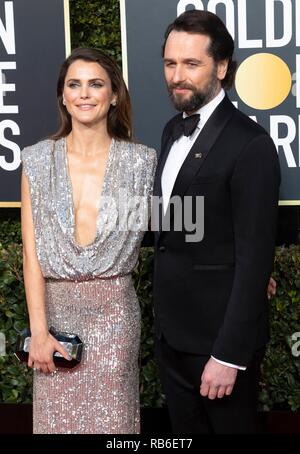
[14,326,83,369]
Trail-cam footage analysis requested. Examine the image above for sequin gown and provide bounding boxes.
[21,138,157,434]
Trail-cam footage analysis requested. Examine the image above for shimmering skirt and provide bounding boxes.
[33,275,141,434]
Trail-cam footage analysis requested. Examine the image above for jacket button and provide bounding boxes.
[159,246,166,252]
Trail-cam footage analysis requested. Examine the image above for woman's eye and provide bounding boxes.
[66,82,103,88]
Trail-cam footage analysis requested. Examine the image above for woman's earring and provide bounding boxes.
[62,97,66,106]
[111,100,117,106]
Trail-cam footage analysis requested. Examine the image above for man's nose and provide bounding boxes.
[172,66,185,84]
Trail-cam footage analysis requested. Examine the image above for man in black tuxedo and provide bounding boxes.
[152,10,280,434]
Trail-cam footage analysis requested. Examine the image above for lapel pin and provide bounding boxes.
[194,152,202,159]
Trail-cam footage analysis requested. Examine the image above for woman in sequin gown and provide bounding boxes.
[21,48,156,434]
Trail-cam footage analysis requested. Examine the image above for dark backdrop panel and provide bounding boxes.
[0,0,68,203]
[124,0,300,203]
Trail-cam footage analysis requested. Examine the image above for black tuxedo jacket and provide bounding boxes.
[152,95,281,366]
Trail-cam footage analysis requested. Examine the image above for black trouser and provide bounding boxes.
[155,335,264,434]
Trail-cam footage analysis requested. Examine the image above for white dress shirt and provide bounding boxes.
[161,89,246,371]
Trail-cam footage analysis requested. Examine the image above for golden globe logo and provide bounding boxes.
[235,53,292,110]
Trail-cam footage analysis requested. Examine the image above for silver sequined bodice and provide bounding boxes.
[21,138,157,279]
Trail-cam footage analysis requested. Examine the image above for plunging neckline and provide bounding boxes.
[63,137,114,249]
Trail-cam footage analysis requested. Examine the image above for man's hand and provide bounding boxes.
[200,357,238,399]
[267,277,276,300]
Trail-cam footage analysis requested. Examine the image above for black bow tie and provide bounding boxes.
[171,114,200,141]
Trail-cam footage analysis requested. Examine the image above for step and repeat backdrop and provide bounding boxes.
[0,1,298,204]
[121,0,300,204]
[0,0,70,206]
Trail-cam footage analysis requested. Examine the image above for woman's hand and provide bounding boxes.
[28,331,71,374]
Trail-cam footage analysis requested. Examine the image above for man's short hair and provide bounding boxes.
[162,10,237,90]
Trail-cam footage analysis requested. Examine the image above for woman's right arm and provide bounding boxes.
[21,172,70,373]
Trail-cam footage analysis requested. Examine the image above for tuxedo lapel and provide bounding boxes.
[152,133,174,236]
[159,96,235,235]
[153,134,174,198]
[153,113,185,236]
[154,96,235,239]
[170,96,234,199]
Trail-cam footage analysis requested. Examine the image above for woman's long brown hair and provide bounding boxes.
[51,47,132,141]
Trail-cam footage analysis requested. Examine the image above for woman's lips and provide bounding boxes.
[77,104,95,110]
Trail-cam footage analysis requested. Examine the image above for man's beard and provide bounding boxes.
[168,67,219,113]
